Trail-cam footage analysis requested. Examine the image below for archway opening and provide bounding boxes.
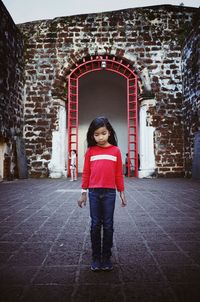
[67,56,138,177]
[78,70,127,172]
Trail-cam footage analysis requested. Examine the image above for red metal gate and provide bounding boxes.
[67,56,138,177]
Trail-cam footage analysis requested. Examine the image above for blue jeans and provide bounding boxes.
[89,188,116,259]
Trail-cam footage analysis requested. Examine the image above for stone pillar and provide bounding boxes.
[0,142,6,180]
[138,99,156,178]
[48,101,67,178]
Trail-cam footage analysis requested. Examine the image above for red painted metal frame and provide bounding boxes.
[67,56,138,177]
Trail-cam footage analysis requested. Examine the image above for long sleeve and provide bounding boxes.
[115,149,124,191]
[82,149,91,189]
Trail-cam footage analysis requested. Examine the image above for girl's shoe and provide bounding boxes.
[101,258,113,271]
[91,258,101,271]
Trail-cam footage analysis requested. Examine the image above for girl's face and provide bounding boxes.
[93,126,110,147]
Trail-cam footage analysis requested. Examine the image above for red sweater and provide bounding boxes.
[82,145,124,191]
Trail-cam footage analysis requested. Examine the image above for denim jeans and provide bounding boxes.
[89,188,116,259]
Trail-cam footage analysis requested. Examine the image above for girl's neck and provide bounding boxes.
[96,142,111,148]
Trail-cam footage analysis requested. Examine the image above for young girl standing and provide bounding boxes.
[69,150,77,181]
[78,116,127,271]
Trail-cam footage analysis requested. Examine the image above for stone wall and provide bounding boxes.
[182,21,200,177]
[18,5,199,177]
[0,0,24,179]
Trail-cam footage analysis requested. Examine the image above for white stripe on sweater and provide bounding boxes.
[90,155,117,162]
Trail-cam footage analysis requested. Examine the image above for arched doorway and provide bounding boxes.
[67,55,138,177]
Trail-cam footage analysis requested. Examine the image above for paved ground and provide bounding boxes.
[0,177,200,302]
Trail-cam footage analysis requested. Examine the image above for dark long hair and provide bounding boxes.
[86,116,118,147]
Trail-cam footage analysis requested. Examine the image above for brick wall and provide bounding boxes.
[17,5,199,177]
[0,0,24,179]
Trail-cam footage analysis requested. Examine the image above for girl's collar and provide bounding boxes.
[96,144,113,148]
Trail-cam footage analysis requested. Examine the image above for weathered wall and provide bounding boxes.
[0,0,24,179]
[18,5,199,177]
[182,22,200,177]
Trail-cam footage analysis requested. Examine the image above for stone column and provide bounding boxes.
[138,99,156,178]
[48,101,67,178]
[0,142,6,180]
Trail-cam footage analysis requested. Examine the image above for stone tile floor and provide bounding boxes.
[0,177,200,302]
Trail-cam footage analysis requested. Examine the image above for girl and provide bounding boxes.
[78,116,127,271]
[69,150,77,181]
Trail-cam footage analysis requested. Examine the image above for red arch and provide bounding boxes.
[67,55,138,177]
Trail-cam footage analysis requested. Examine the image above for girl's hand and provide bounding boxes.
[119,191,127,207]
[77,193,87,208]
